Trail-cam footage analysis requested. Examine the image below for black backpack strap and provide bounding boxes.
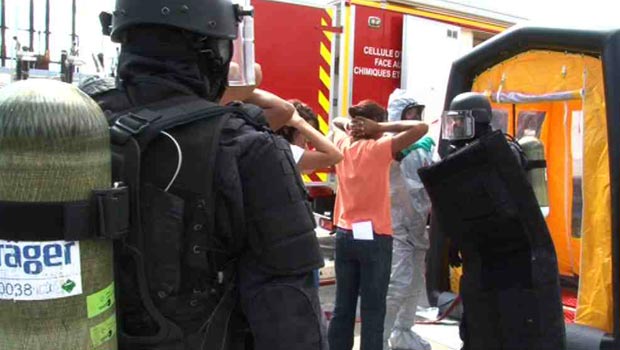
[110,96,235,150]
[111,125,163,340]
[199,112,231,246]
[186,109,237,350]
[504,133,528,170]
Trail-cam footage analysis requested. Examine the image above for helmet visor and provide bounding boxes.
[441,110,475,141]
[400,104,425,121]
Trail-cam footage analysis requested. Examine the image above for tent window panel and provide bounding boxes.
[516,111,546,139]
[571,110,584,238]
[491,109,509,133]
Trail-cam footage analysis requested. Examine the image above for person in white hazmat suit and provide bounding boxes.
[383,89,434,350]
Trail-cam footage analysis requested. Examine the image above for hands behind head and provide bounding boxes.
[286,110,305,128]
[350,116,380,138]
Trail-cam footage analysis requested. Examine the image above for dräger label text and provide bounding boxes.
[0,240,82,300]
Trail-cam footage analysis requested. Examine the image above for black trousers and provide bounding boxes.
[236,256,327,350]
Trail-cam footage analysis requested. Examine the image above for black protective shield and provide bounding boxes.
[419,131,565,350]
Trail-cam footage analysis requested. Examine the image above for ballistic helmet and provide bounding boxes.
[109,0,240,43]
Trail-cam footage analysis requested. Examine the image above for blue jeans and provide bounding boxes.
[328,229,393,350]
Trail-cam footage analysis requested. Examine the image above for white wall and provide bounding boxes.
[400,15,473,141]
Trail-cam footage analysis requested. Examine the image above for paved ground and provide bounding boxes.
[319,262,462,350]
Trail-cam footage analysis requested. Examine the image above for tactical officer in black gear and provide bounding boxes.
[419,92,565,350]
[80,1,325,349]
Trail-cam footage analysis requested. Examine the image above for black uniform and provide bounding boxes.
[82,46,325,350]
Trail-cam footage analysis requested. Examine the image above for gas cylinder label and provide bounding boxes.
[90,313,116,347]
[0,240,83,300]
[87,282,115,318]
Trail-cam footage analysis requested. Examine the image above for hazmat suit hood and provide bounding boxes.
[387,88,425,122]
[387,88,434,248]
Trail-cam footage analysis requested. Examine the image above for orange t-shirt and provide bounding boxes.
[333,131,394,235]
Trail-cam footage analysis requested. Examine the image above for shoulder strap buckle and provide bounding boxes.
[114,109,162,135]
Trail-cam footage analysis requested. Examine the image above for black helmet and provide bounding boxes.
[448,92,492,124]
[442,92,493,146]
[110,0,239,43]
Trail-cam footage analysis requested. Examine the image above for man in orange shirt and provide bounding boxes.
[328,100,428,350]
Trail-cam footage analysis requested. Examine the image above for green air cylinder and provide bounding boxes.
[518,135,550,215]
[0,79,117,350]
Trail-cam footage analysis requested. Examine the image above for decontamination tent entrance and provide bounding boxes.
[428,26,620,348]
